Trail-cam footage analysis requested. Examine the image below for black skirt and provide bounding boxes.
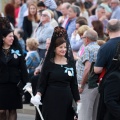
[0,83,22,109]
[42,85,74,120]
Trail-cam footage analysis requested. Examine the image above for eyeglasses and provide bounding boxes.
[41,14,48,17]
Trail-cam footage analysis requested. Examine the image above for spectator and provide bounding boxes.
[73,1,89,22]
[92,20,107,40]
[55,0,63,19]
[48,9,58,28]
[37,1,46,14]
[94,19,120,120]
[110,0,120,19]
[100,0,112,19]
[23,0,37,17]
[70,16,88,53]
[14,28,26,54]
[37,1,47,21]
[58,2,71,27]
[39,0,57,10]
[89,6,108,32]
[11,0,22,27]
[34,9,54,59]
[25,38,40,75]
[77,29,100,120]
[4,3,15,27]
[67,5,80,40]
[23,2,39,39]
[18,0,28,28]
[73,25,90,61]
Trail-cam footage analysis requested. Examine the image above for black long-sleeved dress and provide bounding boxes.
[37,61,80,120]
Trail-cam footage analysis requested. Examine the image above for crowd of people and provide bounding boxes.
[0,0,120,120]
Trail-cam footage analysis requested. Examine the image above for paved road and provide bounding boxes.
[18,113,35,120]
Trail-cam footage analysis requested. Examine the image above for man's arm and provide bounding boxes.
[79,61,91,93]
[94,66,103,74]
[38,27,54,43]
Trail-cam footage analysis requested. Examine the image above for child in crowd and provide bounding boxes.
[25,38,40,75]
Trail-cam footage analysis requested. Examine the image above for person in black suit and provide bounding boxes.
[0,17,28,120]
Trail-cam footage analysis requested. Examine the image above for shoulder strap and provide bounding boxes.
[113,42,120,60]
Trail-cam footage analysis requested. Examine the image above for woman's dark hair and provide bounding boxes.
[74,1,86,13]
[92,20,104,38]
[56,0,63,6]
[4,3,15,18]
[55,37,66,48]
[4,3,15,26]
[0,33,23,55]
[76,16,88,26]
[0,17,23,55]
[37,1,46,7]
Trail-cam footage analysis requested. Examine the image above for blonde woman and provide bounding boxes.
[23,2,39,39]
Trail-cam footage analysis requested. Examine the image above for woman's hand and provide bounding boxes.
[30,92,42,106]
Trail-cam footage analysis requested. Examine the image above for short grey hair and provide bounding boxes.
[107,19,120,32]
[42,9,51,20]
[64,2,71,9]
[96,6,105,12]
[84,29,98,41]
[69,5,80,17]
[111,0,120,4]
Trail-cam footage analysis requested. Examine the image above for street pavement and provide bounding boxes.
[18,113,35,120]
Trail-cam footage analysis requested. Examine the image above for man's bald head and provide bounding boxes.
[111,0,119,4]
[107,19,120,32]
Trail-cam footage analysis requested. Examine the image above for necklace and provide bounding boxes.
[2,48,10,56]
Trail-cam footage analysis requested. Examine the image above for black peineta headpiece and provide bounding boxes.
[0,17,13,37]
[52,26,68,40]
[42,26,74,70]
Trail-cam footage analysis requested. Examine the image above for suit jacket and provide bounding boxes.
[0,48,28,85]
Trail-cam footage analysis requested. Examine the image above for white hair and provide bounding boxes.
[42,10,51,21]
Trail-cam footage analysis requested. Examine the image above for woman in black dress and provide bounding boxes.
[0,17,28,120]
[30,26,80,120]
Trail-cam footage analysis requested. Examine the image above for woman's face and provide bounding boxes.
[29,5,37,16]
[55,43,67,57]
[3,32,14,47]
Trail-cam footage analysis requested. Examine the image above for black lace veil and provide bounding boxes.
[37,26,76,93]
[42,26,75,70]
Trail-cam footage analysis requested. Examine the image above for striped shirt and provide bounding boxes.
[44,0,57,10]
